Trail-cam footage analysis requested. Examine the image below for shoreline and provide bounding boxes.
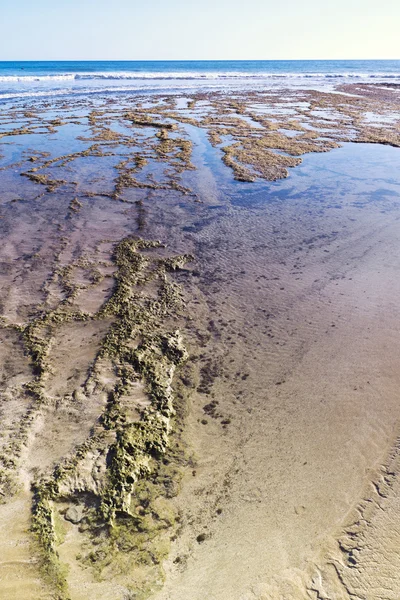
[1,59,400,103]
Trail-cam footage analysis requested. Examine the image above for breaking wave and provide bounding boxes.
[1,71,400,83]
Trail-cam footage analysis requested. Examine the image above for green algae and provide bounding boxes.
[99,330,188,522]
[0,256,98,501]
[24,237,193,599]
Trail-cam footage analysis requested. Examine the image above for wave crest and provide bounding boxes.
[0,71,400,83]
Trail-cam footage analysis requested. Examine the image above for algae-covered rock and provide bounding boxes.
[27,236,193,599]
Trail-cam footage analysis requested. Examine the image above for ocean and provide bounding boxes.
[0,59,399,101]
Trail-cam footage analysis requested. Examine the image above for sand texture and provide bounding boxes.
[0,83,399,599]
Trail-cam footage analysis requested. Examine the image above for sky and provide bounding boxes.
[0,0,399,61]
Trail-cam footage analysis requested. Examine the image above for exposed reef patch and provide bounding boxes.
[0,235,194,599]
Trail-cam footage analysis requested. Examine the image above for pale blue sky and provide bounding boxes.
[0,0,399,60]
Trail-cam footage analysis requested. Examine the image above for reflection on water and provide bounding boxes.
[225,143,400,210]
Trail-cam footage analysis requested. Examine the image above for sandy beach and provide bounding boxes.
[0,82,400,599]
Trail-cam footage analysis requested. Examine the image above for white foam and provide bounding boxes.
[0,71,399,83]
[0,74,76,82]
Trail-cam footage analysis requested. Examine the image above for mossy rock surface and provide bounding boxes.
[26,237,193,599]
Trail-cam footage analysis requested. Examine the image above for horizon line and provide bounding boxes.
[1,58,400,63]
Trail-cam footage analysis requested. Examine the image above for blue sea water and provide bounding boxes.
[0,60,399,101]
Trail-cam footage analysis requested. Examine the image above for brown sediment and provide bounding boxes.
[221,145,257,182]
[155,129,195,172]
[124,112,178,130]
[355,127,400,147]
[251,130,338,155]
[207,129,223,146]
[112,162,160,198]
[0,126,34,138]
[112,156,192,200]
[21,172,67,192]
[32,145,115,169]
[68,198,83,214]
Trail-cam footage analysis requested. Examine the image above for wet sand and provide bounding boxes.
[156,145,400,600]
[0,84,400,599]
